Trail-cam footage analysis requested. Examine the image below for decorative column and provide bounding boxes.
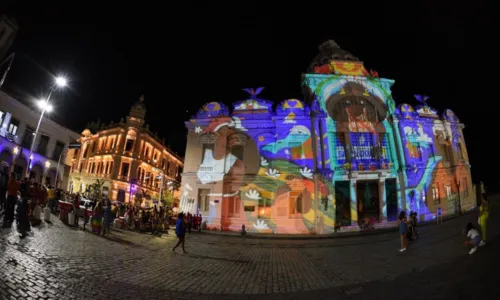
[350,178,358,225]
[379,178,387,222]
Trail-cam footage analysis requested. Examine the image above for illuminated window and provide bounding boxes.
[198,189,210,212]
[289,190,303,218]
[201,143,214,162]
[228,196,241,217]
[350,133,375,167]
[120,162,130,178]
[8,118,19,135]
[463,178,468,197]
[432,185,440,204]
[125,139,134,152]
[445,185,452,199]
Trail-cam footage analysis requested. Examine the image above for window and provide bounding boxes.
[0,110,4,126]
[52,141,65,160]
[21,126,35,148]
[82,143,89,158]
[198,189,210,212]
[8,118,19,135]
[161,158,166,169]
[442,144,450,162]
[463,178,468,197]
[289,190,303,218]
[334,132,347,164]
[445,185,452,199]
[432,185,440,204]
[228,196,241,217]
[125,139,134,152]
[37,134,50,156]
[91,141,96,153]
[201,143,214,163]
[120,162,130,177]
[378,133,390,161]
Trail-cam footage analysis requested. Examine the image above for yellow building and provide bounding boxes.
[69,96,183,206]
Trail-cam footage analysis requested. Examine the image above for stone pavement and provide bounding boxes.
[0,197,499,300]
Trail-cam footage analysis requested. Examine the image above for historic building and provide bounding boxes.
[0,90,80,187]
[69,96,183,206]
[180,40,475,234]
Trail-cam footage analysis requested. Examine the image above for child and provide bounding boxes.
[436,207,443,224]
[407,212,414,241]
[398,211,408,252]
[240,224,247,237]
[464,223,481,255]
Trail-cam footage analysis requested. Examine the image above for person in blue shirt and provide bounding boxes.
[172,213,187,254]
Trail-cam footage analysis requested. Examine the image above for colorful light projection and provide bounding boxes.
[182,60,473,233]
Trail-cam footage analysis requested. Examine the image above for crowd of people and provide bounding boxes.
[0,169,204,242]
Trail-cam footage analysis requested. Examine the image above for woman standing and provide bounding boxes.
[398,211,408,252]
[478,197,489,246]
[102,199,112,236]
[92,200,104,235]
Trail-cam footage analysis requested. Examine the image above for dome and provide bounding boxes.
[308,40,359,72]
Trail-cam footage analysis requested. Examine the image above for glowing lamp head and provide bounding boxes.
[55,76,67,87]
[37,100,53,112]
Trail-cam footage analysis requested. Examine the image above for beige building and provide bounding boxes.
[0,90,80,187]
[69,97,183,206]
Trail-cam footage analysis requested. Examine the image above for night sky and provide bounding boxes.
[1,2,496,186]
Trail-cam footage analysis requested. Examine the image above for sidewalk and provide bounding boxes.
[198,209,480,240]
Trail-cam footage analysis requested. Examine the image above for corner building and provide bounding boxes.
[181,41,474,234]
[69,97,183,205]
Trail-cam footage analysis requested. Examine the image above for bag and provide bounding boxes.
[44,207,51,222]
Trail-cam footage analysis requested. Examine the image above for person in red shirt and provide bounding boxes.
[4,173,19,223]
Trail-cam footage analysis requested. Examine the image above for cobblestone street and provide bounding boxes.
[1,198,499,300]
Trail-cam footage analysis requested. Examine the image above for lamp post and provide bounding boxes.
[26,76,67,177]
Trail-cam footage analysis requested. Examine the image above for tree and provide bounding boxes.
[162,189,175,207]
[89,179,105,199]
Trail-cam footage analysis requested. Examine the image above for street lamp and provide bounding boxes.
[26,76,68,177]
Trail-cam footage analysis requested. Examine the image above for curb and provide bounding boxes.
[196,210,477,240]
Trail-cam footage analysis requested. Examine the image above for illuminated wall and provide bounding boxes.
[181,47,474,234]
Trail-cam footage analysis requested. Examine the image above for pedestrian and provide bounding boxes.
[410,212,419,239]
[398,211,408,252]
[198,214,203,232]
[464,222,481,255]
[172,213,187,254]
[478,196,488,246]
[102,199,112,236]
[436,207,443,224]
[4,173,19,225]
[92,200,104,235]
[187,213,193,234]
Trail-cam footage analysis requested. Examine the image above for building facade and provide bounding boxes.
[181,40,475,234]
[69,97,183,207]
[0,90,80,187]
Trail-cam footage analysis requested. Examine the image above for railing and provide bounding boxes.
[199,166,214,172]
[117,175,129,182]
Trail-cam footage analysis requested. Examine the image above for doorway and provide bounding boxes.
[356,180,380,223]
[335,181,351,226]
[385,179,398,221]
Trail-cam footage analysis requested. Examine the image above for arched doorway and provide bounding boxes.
[0,149,13,168]
[30,163,44,183]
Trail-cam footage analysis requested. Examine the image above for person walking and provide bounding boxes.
[102,199,112,236]
[172,213,187,254]
[478,196,489,246]
[4,173,19,225]
[398,211,408,252]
